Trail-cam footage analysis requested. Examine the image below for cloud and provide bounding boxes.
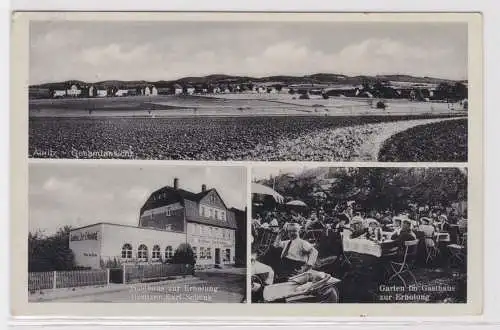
[80,43,152,66]
[30,22,467,84]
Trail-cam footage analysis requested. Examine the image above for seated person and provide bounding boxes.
[391,219,417,250]
[349,220,367,239]
[391,217,403,233]
[366,219,382,241]
[273,223,319,281]
[251,252,275,286]
[418,217,436,248]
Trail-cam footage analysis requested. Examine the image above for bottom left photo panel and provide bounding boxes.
[28,162,248,303]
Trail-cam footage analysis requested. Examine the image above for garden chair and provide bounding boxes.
[447,233,467,267]
[386,239,419,287]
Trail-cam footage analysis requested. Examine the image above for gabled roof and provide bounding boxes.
[139,185,211,216]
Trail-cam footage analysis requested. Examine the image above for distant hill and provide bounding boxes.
[30,73,461,89]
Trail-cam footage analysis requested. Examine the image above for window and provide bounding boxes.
[121,243,132,259]
[137,244,148,262]
[152,245,161,261]
[207,248,212,259]
[200,247,205,259]
[221,211,225,221]
[199,207,204,217]
[207,227,212,237]
[225,249,231,262]
[166,208,171,216]
[210,209,214,218]
[215,210,218,219]
[165,246,173,259]
[193,247,197,259]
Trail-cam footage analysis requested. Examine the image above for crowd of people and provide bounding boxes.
[251,200,468,302]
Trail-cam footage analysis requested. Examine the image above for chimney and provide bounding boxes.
[201,184,207,192]
[173,178,179,190]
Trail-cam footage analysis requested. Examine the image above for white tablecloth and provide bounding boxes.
[342,238,391,257]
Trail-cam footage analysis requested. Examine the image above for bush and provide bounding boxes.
[299,93,310,100]
[376,101,386,109]
[28,226,77,272]
[172,243,196,265]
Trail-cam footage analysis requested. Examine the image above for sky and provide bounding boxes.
[29,163,247,235]
[30,21,468,84]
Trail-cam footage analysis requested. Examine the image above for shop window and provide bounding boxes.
[165,246,173,259]
[121,243,133,259]
[137,244,148,262]
[207,248,212,259]
[152,245,161,261]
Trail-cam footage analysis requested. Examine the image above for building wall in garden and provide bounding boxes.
[69,223,104,269]
[69,223,186,269]
[99,223,186,266]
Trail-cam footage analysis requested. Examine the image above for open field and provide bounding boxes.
[378,119,468,162]
[29,114,466,161]
[29,94,466,118]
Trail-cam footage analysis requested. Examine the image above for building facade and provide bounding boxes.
[69,178,239,269]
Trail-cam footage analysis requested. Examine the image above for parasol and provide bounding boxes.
[251,183,284,203]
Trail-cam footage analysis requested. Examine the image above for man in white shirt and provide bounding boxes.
[273,223,319,281]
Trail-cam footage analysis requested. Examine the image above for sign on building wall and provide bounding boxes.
[70,231,99,241]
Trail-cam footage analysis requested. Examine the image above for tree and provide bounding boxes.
[28,226,77,272]
[172,243,195,266]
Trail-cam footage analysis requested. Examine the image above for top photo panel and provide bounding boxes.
[28,18,469,162]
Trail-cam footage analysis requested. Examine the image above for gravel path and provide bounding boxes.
[247,117,463,161]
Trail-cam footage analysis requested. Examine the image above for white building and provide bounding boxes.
[69,178,238,269]
[115,89,129,97]
[151,86,158,96]
[97,90,108,97]
[53,90,66,98]
[144,86,151,96]
[186,87,195,95]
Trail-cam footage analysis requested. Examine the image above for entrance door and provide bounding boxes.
[215,248,221,265]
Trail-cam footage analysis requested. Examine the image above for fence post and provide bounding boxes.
[106,268,110,285]
[122,264,126,284]
[53,271,57,290]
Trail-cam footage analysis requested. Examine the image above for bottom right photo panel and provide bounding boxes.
[250,166,468,304]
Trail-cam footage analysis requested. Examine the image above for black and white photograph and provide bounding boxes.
[251,166,468,303]
[28,163,247,303]
[28,20,468,162]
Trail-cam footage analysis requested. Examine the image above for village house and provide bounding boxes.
[97,89,108,97]
[174,84,183,95]
[66,84,82,97]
